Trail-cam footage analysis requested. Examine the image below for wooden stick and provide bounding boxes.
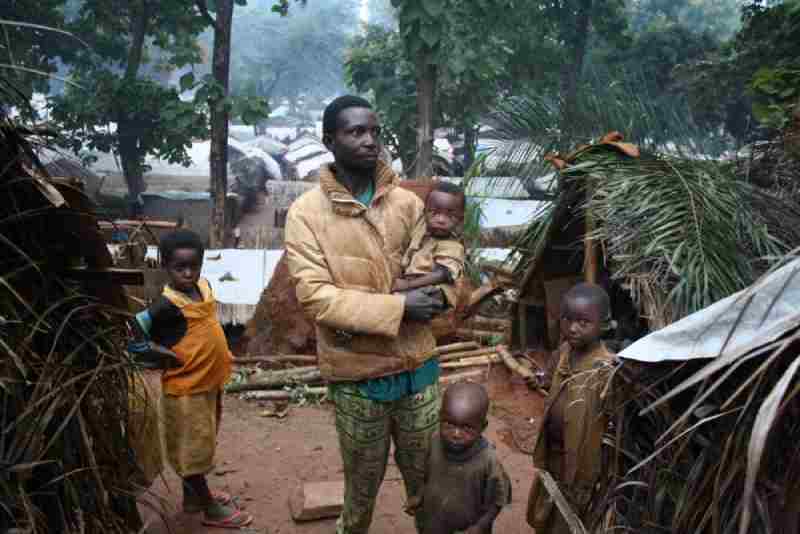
[440,369,485,385]
[497,345,535,381]
[440,354,500,369]
[456,328,507,342]
[226,369,322,392]
[439,346,499,363]
[433,341,480,356]
[238,388,327,401]
[464,316,512,331]
[234,355,318,365]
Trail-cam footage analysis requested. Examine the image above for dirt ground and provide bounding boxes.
[139,364,545,534]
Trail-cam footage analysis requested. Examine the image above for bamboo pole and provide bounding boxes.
[234,355,318,365]
[440,369,485,385]
[439,346,500,363]
[464,316,512,332]
[456,328,507,343]
[440,354,500,369]
[226,368,322,392]
[498,345,547,395]
[239,388,327,401]
[584,178,598,284]
[433,341,480,356]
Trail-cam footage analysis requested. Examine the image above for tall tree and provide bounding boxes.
[390,0,517,178]
[196,0,235,248]
[51,0,208,198]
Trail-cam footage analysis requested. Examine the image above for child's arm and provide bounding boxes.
[126,299,182,370]
[468,455,512,533]
[393,265,451,292]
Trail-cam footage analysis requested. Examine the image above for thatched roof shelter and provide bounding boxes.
[1,114,148,531]
[511,132,800,352]
[573,255,800,533]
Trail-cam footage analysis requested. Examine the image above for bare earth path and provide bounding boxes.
[140,365,544,534]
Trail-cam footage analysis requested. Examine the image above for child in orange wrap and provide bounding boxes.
[129,229,252,528]
[527,283,617,533]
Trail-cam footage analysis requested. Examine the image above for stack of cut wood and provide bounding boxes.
[228,341,544,398]
[454,315,511,344]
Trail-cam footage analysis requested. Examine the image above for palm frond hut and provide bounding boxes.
[0,113,147,532]
[512,133,800,352]
[579,254,800,534]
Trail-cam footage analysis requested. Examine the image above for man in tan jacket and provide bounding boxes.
[285,95,445,534]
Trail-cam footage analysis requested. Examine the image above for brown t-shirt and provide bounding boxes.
[415,435,512,534]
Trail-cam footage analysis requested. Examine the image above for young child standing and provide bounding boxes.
[393,181,466,309]
[410,382,512,534]
[526,283,617,533]
[130,229,252,528]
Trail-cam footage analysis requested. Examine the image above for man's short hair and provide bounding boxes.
[322,95,373,136]
[160,229,204,264]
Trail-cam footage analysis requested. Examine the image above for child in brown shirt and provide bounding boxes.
[393,181,466,308]
[527,282,617,533]
[409,382,512,534]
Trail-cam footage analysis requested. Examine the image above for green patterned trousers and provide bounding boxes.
[329,382,441,534]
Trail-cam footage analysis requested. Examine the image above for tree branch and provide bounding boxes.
[195,0,218,30]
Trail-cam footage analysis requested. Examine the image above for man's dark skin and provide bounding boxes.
[322,106,443,321]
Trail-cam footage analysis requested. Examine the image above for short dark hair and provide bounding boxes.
[322,95,373,136]
[428,181,466,211]
[563,282,612,323]
[442,382,490,422]
[160,229,204,264]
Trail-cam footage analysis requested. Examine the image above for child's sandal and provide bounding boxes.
[183,490,235,513]
[202,508,253,529]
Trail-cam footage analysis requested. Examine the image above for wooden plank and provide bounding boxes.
[440,369,485,385]
[440,354,500,369]
[289,481,345,522]
[433,341,480,356]
[62,267,144,286]
[99,219,178,229]
[233,355,318,365]
[439,346,499,363]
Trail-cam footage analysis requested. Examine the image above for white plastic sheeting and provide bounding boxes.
[619,258,800,363]
[144,247,284,325]
[475,198,549,229]
[296,153,334,179]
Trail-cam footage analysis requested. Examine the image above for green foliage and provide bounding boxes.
[676,1,800,140]
[52,72,206,164]
[0,2,85,114]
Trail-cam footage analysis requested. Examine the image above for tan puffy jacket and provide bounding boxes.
[285,161,437,382]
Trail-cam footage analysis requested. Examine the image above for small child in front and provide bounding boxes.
[410,382,512,534]
[527,282,616,534]
[393,181,466,308]
[130,229,252,528]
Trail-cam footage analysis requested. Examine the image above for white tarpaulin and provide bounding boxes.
[144,247,284,324]
[619,258,800,362]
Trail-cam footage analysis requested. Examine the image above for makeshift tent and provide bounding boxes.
[574,256,800,534]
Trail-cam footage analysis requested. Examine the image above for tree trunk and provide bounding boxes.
[412,57,436,179]
[463,119,477,171]
[118,0,149,199]
[208,0,234,248]
[560,0,592,135]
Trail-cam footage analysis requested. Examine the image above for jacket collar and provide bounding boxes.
[319,160,398,217]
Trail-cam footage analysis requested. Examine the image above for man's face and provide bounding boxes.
[324,107,382,172]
